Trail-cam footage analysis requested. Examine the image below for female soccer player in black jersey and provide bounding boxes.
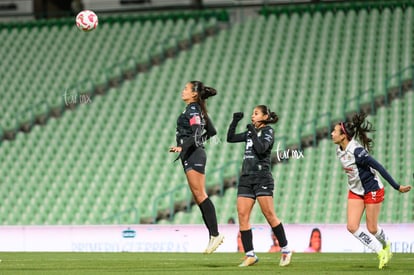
[227,105,292,267]
[169,80,224,253]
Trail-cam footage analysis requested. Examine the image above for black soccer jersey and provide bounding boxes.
[176,102,217,160]
[227,121,274,175]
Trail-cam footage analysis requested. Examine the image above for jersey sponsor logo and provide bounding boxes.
[244,155,254,159]
[358,149,369,158]
[189,115,201,126]
[245,139,253,150]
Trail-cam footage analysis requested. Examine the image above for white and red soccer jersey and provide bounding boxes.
[336,139,400,195]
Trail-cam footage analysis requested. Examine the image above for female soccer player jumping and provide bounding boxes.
[169,81,224,254]
[227,105,292,267]
[331,112,411,269]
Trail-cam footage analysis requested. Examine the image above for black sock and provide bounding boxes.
[240,229,254,253]
[198,198,219,237]
[272,223,288,248]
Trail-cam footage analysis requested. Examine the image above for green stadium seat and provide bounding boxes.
[0,5,412,226]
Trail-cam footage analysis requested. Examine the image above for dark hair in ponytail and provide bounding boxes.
[340,112,375,151]
[256,105,278,125]
[190,80,217,122]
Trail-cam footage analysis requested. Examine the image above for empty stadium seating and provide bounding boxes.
[0,2,412,226]
[0,13,224,137]
[162,92,414,225]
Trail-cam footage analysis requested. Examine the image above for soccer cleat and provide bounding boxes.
[204,233,224,254]
[377,248,388,269]
[279,251,292,267]
[238,255,259,267]
[384,241,392,265]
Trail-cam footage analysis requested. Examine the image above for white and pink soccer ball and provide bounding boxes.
[76,10,98,32]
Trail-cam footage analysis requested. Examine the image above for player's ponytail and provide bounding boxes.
[190,80,217,124]
[341,112,375,151]
[256,105,278,125]
[201,86,217,100]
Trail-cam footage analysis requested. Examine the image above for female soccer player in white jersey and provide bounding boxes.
[331,112,411,269]
[227,105,292,267]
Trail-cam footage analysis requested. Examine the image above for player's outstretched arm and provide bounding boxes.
[227,112,246,143]
[355,148,401,191]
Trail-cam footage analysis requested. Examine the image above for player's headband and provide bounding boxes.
[340,122,351,140]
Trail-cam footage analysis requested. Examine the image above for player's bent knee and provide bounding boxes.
[366,225,378,235]
[347,224,358,233]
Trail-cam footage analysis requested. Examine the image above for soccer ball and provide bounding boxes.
[76,10,98,32]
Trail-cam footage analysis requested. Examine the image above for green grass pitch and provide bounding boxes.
[0,252,413,274]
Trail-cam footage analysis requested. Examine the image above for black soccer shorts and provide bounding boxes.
[181,147,206,174]
[237,173,275,199]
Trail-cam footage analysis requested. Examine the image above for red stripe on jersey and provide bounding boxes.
[343,167,353,173]
[189,115,201,126]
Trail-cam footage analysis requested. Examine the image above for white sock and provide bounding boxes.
[245,250,255,257]
[281,245,290,253]
[352,227,383,253]
[374,226,387,248]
